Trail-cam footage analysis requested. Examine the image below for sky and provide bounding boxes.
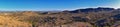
[0,0,119,11]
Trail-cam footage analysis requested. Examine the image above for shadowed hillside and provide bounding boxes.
[0,7,120,27]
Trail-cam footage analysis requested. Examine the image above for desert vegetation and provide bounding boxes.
[0,7,120,27]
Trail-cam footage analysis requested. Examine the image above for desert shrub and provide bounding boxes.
[72,16,88,22]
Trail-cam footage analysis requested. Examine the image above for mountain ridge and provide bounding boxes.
[0,7,120,27]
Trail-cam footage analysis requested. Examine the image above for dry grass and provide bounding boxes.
[0,15,32,27]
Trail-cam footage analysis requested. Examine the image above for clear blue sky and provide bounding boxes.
[0,0,119,11]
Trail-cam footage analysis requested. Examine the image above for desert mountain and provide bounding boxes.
[0,7,120,27]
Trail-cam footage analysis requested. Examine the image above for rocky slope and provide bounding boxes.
[0,7,120,27]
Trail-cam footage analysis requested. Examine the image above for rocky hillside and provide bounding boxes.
[0,7,120,27]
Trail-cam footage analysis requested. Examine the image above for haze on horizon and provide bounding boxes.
[0,0,119,11]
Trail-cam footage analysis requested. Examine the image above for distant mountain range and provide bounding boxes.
[60,7,117,13]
